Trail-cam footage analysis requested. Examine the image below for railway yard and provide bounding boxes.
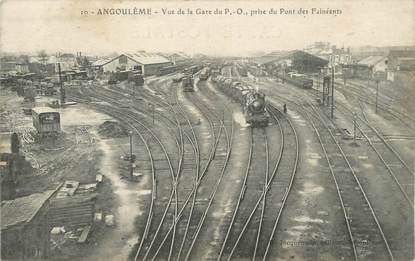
[1,55,414,261]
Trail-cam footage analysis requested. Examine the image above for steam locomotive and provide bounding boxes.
[212,76,269,127]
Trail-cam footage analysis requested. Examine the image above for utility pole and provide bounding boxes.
[149,103,155,125]
[58,63,65,105]
[367,66,371,88]
[353,112,357,143]
[331,66,335,119]
[375,79,380,114]
[129,131,134,179]
[343,65,347,86]
[322,74,326,105]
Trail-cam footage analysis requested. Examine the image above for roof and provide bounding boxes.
[32,107,59,114]
[389,50,415,58]
[1,190,56,230]
[251,50,328,65]
[125,53,171,65]
[92,57,116,67]
[250,51,293,65]
[93,53,171,67]
[59,53,76,58]
[358,56,386,66]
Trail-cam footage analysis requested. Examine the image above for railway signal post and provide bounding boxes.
[331,66,335,119]
[375,79,380,114]
[129,131,134,179]
[58,63,65,105]
[148,103,155,125]
[353,112,357,143]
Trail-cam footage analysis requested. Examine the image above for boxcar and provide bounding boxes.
[32,107,61,135]
[182,76,194,92]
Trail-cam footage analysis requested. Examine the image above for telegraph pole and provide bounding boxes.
[331,66,335,119]
[148,103,155,125]
[129,131,133,179]
[353,112,357,143]
[375,79,380,113]
[58,63,65,105]
[343,64,347,86]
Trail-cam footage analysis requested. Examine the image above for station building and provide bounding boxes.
[92,52,172,76]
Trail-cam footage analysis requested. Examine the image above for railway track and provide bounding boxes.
[266,86,409,260]
[270,86,414,259]
[299,83,415,208]
[215,107,298,261]
[68,88,188,261]
[197,77,299,260]
[142,80,205,261]
[233,74,414,259]
[328,78,415,131]
[300,101,395,261]
[67,68,412,260]
[180,84,234,260]
[252,77,414,206]
[102,74,234,261]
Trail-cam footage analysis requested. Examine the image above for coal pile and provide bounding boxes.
[98,121,127,138]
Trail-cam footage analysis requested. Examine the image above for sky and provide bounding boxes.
[0,0,414,56]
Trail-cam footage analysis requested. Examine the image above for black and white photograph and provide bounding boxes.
[0,0,414,260]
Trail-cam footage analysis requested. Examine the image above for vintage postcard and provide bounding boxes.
[0,0,414,260]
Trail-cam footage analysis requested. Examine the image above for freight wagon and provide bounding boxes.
[279,73,313,89]
[32,107,61,136]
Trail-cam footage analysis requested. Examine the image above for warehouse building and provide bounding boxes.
[385,49,415,81]
[92,52,172,76]
[355,56,388,80]
[387,50,415,71]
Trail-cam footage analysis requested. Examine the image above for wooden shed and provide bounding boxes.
[1,189,57,259]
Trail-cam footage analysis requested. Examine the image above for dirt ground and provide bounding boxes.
[0,88,152,261]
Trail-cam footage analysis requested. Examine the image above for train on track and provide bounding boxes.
[277,73,313,89]
[235,63,248,77]
[156,64,189,76]
[128,71,144,86]
[212,75,269,127]
[108,70,144,86]
[181,75,194,92]
[184,65,204,75]
[199,68,210,80]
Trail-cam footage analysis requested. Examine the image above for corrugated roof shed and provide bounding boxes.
[250,51,293,65]
[125,53,170,65]
[92,53,171,67]
[92,57,116,67]
[358,56,386,66]
[251,50,328,65]
[1,190,56,230]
